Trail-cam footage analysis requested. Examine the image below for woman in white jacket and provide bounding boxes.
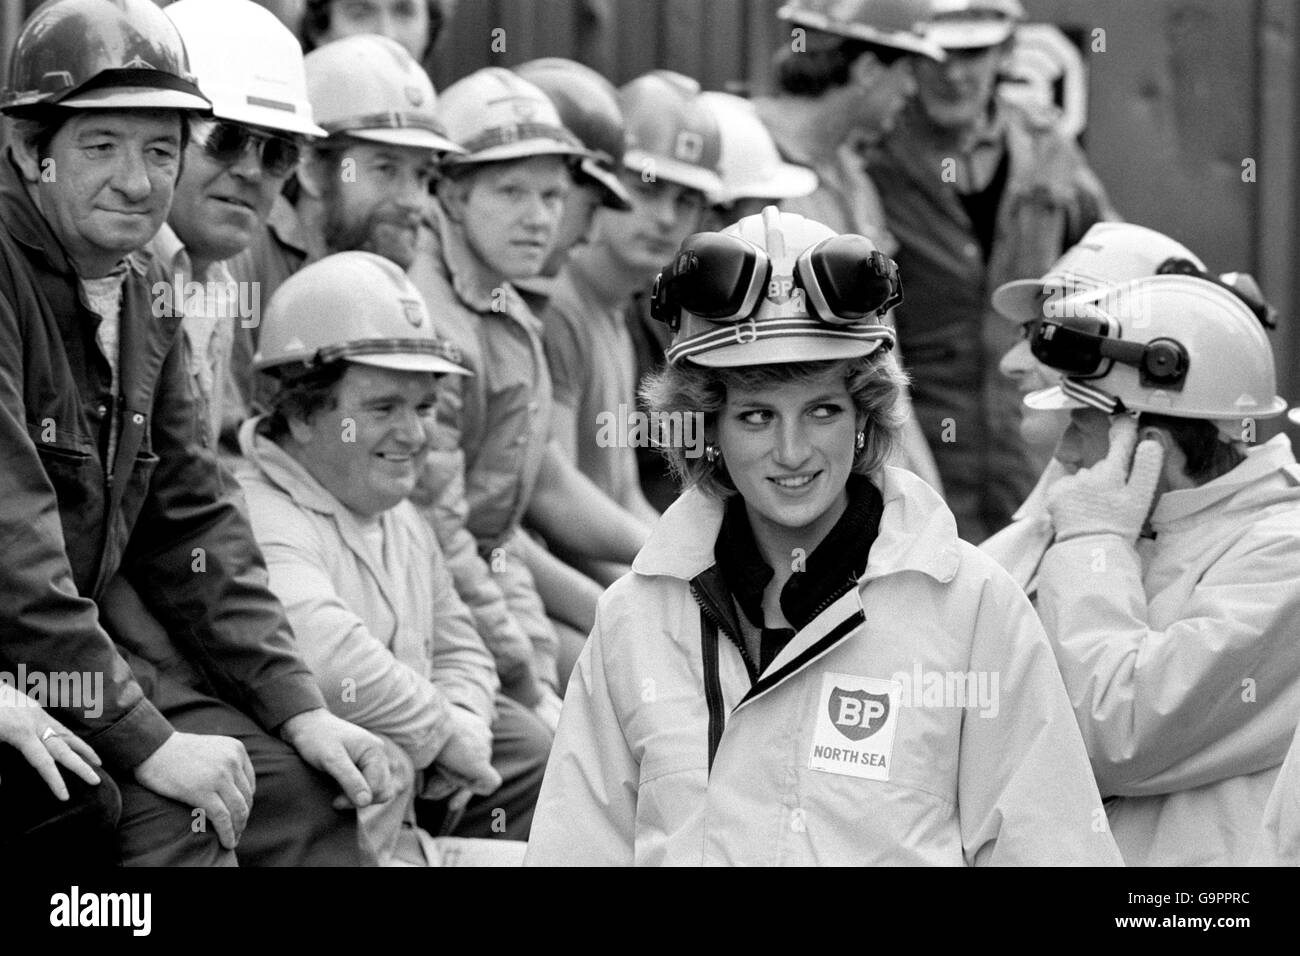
[524,207,1121,866]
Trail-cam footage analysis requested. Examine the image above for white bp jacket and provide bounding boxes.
[1036,435,1300,866]
[524,467,1121,866]
[1254,719,1300,865]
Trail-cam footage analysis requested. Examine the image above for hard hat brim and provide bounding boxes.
[343,127,467,154]
[684,336,889,368]
[778,8,947,61]
[719,162,820,205]
[56,86,212,112]
[992,278,1051,323]
[926,20,1016,49]
[1025,383,1290,419]
[1289,408,1300,426]
[623,148,723,198]
[348,353,471,376]
[216,103,327,139]
[579,159,633,210]
[442,139,589,166]
[1023,385,1084,411]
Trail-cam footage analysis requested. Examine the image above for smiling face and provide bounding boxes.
[287,363,440,517]
[915,43,1006,132]
[716,365,861,552]
[21,109,183,276]
[595,171,708,278]
[168,121,297,267]
[441,155,572,282]
[317,140,436,269]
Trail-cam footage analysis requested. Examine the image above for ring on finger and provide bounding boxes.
[40,726,59,742]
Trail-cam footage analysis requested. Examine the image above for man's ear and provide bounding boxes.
[295,148,333,200]
[286,413,315,447]
[9,126,44,185]
[436,174,470,225]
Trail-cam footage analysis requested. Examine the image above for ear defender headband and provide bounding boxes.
[650,231,902,332]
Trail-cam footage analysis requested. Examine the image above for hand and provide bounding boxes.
[0,683,103,801]
[279,708,395,811]
[134,731,254,850]
[531,686,564,734]
[432,708,500,797]
[1046,417,1164,543]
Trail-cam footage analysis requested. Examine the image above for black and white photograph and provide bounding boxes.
[0,0,1295,933]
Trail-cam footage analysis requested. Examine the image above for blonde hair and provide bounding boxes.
[640,350,907,499]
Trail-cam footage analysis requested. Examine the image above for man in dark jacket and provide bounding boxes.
[0,0,391,865]
[866,0,1114,542]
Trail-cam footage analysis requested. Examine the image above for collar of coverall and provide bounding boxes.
[633,466,959,585]
[1147,433,1297,531]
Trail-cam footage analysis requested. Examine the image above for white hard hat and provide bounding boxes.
[306,34,464,154]
[165,0,325,138]
[925,0,1024,50]
[1023,275,1287,422]
[656,206,898,368]
[437,67,590,167]
[993,222,1206,325]
[256,251,470,377]
[619,71,724,197]
[778,0,946,61]
[699,92,818,206]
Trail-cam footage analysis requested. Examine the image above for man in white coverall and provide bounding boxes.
[1021,274,1300,866]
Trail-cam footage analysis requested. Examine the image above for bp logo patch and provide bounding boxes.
[809,672,901,782]
[827,686,890,742]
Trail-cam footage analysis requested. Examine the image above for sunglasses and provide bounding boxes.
[650,231,903,331]
[196,120,302,177]
[1029,309,1189,389]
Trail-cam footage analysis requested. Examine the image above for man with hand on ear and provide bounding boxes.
[1022,274,1300,866]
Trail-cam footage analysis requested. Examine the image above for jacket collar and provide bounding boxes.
[634,465,961,586]
[430,204,533,325]
[1151,434,1300,530]
[237,416,407,614]
[238,416,350,518]
[269,194,310,261]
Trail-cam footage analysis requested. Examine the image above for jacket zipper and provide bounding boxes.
[689,581,758,681]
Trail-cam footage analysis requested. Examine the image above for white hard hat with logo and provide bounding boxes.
[165,0,326,138]
[305,34,464,154]
[699,92,818,206]
[436,67,591,167]
[255,251,470,377]
[925,0,1024,50]
[993,222,1206,325]
[654,206,899,368]
[1023,275,1287,422]
[619,71,724,198]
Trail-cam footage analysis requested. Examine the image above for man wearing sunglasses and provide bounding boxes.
[154,0,326,449]
[1012,275,1300,866]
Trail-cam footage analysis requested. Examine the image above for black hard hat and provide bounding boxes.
[2,0,211,116]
